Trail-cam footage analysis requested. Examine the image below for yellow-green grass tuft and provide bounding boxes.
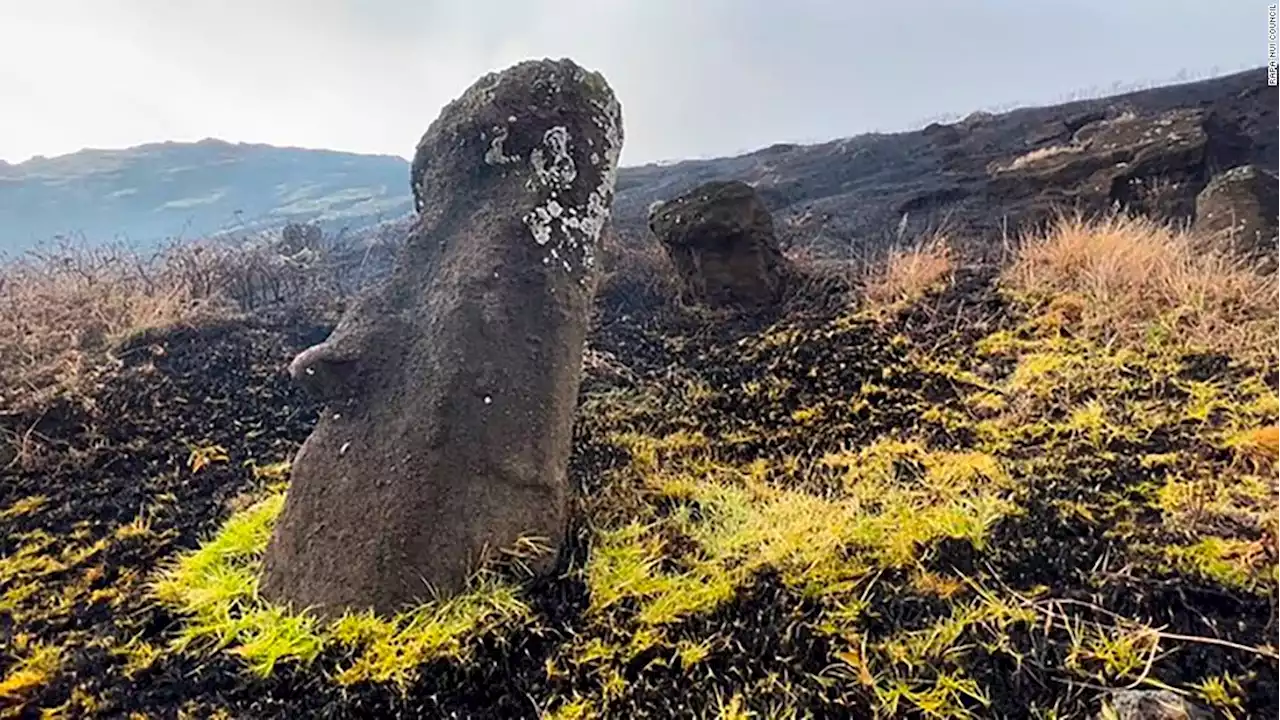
[151,486,531,687]
[0,495,47,521]
[590,432,1020,633]
[0,640,63,703]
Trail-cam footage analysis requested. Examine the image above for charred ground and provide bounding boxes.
[1,69,1277,720]
[1,219,1276,718]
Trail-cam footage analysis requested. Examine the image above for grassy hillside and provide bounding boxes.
[0,215,1276,718]
[0,139,411,254]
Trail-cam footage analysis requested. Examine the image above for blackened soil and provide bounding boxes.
[2,277,1277,718]
[0,318,326,717]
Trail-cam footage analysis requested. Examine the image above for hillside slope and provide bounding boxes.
[615,68,1276,254]
[2,69,1272,256]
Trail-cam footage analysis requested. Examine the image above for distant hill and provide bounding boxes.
[1,68,1273,256]
[0,139,412,254]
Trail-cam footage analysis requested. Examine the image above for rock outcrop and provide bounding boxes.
[608,69,1273,258]
[1102,690,1211,720]
[1193,164,1279,260]
[984,108,1252,232]
[648,180,792,308]
[258,58,624,617]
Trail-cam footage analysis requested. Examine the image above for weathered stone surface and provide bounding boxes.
[985,108,1251,227]
[648,180,793,308]
[1193,164,1279,259]
[259,58,624,617]
[1101,690,1211,720]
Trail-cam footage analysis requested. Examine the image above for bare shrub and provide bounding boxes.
[0,221,407,413]
[0,236,230,411]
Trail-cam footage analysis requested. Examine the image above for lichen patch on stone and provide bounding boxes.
[530,126,577,187]
[517,74,623,281]
[484,126,521,166]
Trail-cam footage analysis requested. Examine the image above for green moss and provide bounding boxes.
[1193,674,1247,714]
[711,692,755,720]
[1180,379,1230,423]
[585,432,1020,640]
[1063,620,1160,684]
[543,696,598,720]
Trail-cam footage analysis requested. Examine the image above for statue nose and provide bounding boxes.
[289,342,359,403]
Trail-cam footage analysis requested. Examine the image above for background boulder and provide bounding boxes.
[648,180,793,308]
[1193,164,1279,262]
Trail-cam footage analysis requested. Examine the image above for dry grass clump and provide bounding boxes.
[995,143,1084,173]
[0,223,383,413]
[1225,425,1280,473]
[861,235,955,309]
[1003,213,1279,360]
[0,239,231,411]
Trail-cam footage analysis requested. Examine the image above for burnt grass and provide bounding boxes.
[2,274,1278,719]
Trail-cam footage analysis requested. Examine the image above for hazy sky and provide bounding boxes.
[0,1,1266,166]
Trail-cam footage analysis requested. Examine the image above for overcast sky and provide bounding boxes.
[0,1,1266,166]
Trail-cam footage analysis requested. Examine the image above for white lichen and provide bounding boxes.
[528,217,552,246]
[530,126,577,186]
[484,125,521,166]
[461,72,502,110]
[519,79,622,279]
